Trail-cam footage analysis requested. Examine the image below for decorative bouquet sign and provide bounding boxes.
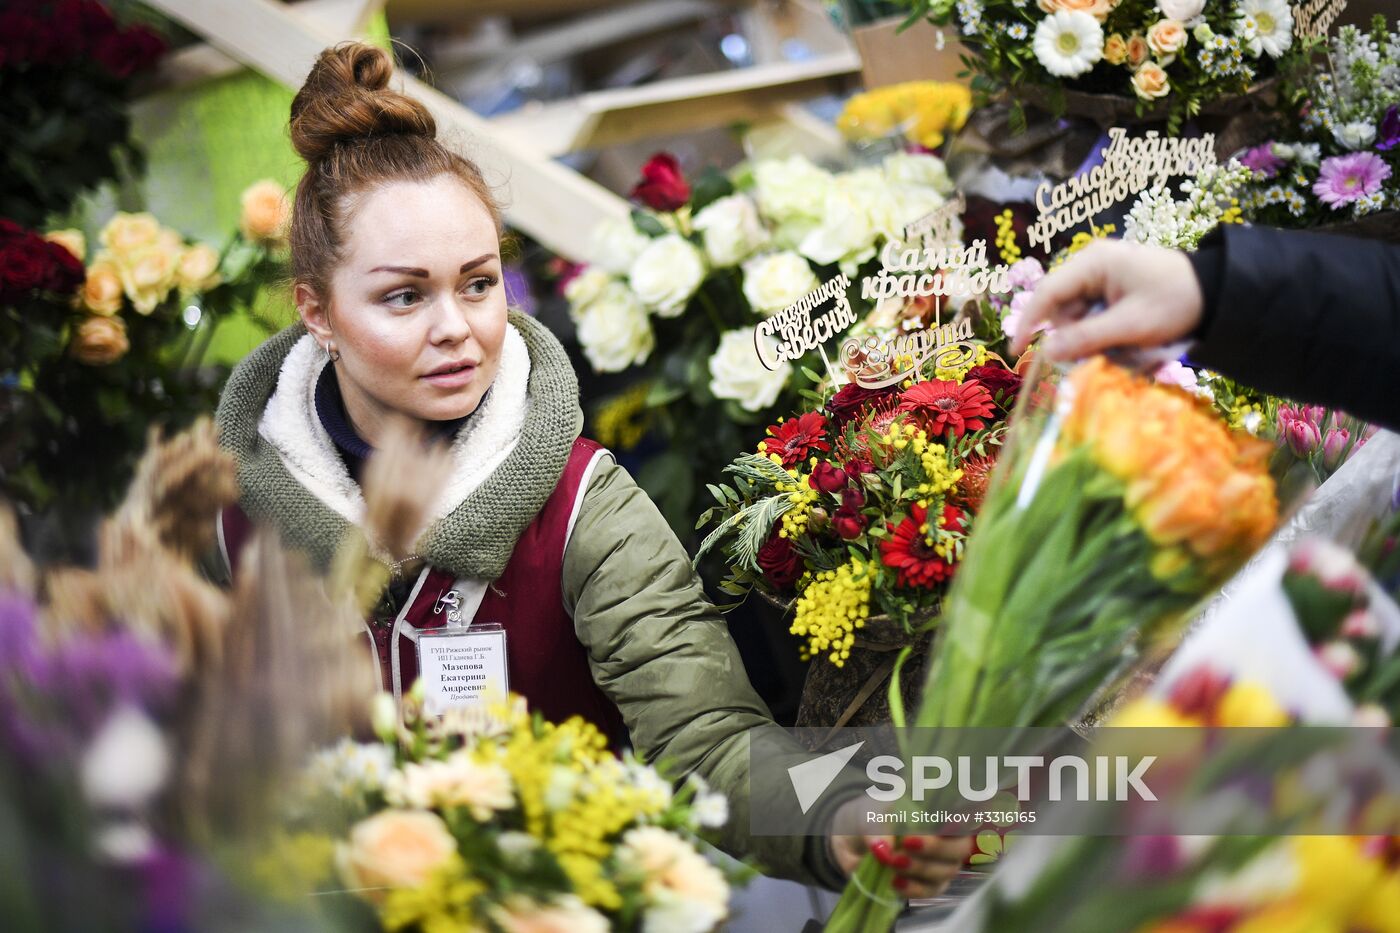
[1293,0,1348,40]
[1029,129,1218,248]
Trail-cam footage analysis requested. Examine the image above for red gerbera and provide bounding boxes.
[760,411,831,468]
[879,502,966,589]
[897,378,996,439]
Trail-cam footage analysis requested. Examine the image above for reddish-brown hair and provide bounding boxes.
[288,42,501,299]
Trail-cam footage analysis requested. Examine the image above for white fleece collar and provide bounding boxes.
[257,325,531,529]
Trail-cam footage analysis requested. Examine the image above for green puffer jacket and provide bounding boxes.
[213,310,868,888]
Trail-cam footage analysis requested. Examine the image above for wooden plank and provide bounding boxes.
[141,0,629,260]
[144,0,385,93]
[489,51,859,155]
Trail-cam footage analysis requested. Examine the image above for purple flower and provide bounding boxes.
[1239,143,1285,179]
[1378,105,1400,152]
[1313,152,1392,209]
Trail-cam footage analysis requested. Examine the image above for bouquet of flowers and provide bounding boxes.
[825,355,1282,931]
[273,689,742,933]
[899,0,1302,130]
[1231,17,1400,226]
[695,351,1021,669]
[0,0,166,228]
[0,182,288,532]
[565,149,957,533]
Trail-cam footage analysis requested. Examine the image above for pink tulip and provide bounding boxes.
[1322,427,1351,471]
[1315,641,1362,680]
[1282,417,1322,458]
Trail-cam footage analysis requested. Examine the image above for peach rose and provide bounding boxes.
[99,212,162,258]
[1126,33,1151,67]
[1131,61,1171,99]
[240,179,290,243]
[176,244,221,293]
[1038,0,1116,22]
[117,246,179,315]
[1103,33,1129,65]
[493,896,609,933]
[80,260,124,316]
[45,229,86,262]
[70,315,129,366]
[1147,19,1187,56]
[337,810,457,900]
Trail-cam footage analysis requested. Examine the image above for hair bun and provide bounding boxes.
[290,42,436,165]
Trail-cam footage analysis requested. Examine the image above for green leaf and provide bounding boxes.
[689,167,735,213]
[631,210,667,237]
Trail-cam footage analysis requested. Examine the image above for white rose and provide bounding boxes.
[494,895,610,933]
[629,234,706,317]
[798,172,880,267]
[1157,0,1204,19]
[742,251,819,314]
[1334,121,1377,151]
[882,152,954,196]
[692,194,769,267]
[564,267,611,313]
[590,217,653,275]
[575,282,655,372]
[708,329,790,412]
[384,753,515,820]
[753,155,836,225]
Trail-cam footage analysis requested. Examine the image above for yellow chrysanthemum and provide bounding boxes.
[836,82,972,148]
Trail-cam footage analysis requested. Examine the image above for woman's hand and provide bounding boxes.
[1011,239,1205,360]
[828,794,973,899]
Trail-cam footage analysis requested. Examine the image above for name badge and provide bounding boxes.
[416,589,509,714]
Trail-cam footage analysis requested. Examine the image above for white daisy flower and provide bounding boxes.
[1234,0,1292,58]
[1033,10,1105,77]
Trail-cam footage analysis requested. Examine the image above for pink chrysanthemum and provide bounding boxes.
[1312,152,1392,209]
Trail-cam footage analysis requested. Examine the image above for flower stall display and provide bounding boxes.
[1230,17,1400,229]
[0,420,374,932]
[825,355,1284,932]
[941,525,1400,933]
[566,150,958,534]
[0,0,166,228]
[896,0,1306,131]
[271,687,743,933]
[0,183,288,538]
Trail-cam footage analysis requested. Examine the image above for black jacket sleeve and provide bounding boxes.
[1186,224,1400,431]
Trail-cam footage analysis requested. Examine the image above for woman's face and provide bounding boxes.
[298,175,506,443]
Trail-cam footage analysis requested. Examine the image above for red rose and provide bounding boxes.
[43,240,85,294]
[1166,666,1232,721]
[0,219,23,241]
[966,365,1022,409]
[757,532,803,590]
[809,461,847,494]
[0,238,49,293]
[832,488,867,540]
[630,152,690,212]
[94,24,165,79]
[0,11,42,67]
[827,382,896,428]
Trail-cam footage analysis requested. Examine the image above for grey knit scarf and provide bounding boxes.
[215,310,583,580]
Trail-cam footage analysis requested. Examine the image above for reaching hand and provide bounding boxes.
[1010,240,1205,361]
[828,794,973,899]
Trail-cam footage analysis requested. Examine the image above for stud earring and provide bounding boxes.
[325,342,340,363]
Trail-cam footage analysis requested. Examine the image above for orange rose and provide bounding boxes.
[1037,0,1116,22]
[1103,33,1129,65]
[1126,33,1150,67]
[80,260,124,316]
[337,810,456,902]
[1147,19,1188,57]
[240,179,290,243]
[70,315,129,366]
[1131,62,1171,100]
[176,244,221,294]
